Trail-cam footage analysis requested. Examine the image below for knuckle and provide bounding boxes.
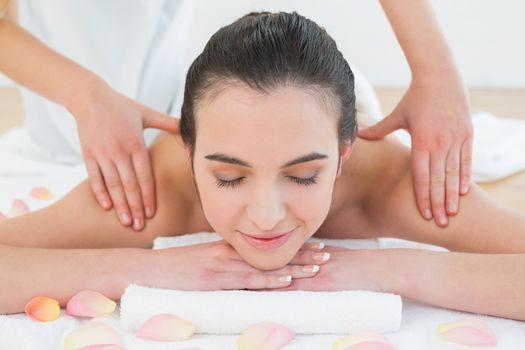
[122,178,139,192]
[430,176,445,187]
[105,178,123,190]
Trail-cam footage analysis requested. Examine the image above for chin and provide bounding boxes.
[239,250,294,271]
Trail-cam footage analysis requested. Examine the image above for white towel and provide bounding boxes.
[120,232,401,335]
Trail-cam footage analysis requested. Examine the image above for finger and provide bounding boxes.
[430,152,448,227]
[412,147,432,220]
[460,136,473,195]
[357,112,402,140]
[85,157,112,210]
[445,145,461,216]
[142,107,179,133]
[132,149,156,219]
[115,157,145,231]
[99,159,132,227]
[288,250,331,265]
[217,272,293,290]
[299,241,325,251]
[225,261,320,279]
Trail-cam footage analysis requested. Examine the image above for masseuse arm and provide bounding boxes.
[359,0,473,228]
[0,4,178,231]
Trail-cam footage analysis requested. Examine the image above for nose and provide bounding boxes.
[246,182,286,231]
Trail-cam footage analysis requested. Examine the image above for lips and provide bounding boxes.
[240,229,294,250]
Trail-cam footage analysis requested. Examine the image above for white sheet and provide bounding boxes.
[1,126,525,349]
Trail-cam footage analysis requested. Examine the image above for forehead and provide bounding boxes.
[194,84,339,164]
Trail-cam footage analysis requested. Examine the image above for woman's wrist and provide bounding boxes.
[374,248,410,296]
[62,69,109,120]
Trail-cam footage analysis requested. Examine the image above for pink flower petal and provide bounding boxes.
[9,199,30,217]
[0,211,6,221]
[78,345,127,350]
[63,321,123,350]
[437,317,497,346]
[30,187,54,200]
[136,313,196,341]
[66,290,116,318]
[332,331,395,350]
[24,296,61,322]
[237,321,295,350]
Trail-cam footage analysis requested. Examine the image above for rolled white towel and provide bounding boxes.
[120,232,401,335]
[120,284,402,334]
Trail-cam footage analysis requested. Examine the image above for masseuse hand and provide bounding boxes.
[70,80,179,231]
[147,240,325,290]
[358,75,473,227]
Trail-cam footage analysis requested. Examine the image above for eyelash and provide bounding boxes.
[215,173,319,189]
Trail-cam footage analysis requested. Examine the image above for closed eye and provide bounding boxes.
[215,172,319,189]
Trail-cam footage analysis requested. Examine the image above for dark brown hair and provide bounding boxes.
[179,11,356,163]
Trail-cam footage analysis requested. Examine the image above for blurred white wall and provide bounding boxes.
[1,0,524,88]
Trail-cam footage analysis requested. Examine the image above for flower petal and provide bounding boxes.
[30,187,54,200]
[24,296,61,322]
[136,313,196,341]
[66,290,116,317]
[9,199,30,217]
[63,321,122,350]
[0,211,6,221]
[332,331,395,350]
[437,317,497,346]
[78,345,127,350]
[237,321,295,350]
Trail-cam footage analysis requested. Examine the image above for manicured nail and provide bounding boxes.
[302,265,320,273]
[461,184,469,195]
[120,212,131,225]
[424,209,432,220]
[278,275,292,283]
[448,202,457,214]
[314,252,330,261]
[317,242,325,250]
[133,218,141,231]
[145,207,153,218]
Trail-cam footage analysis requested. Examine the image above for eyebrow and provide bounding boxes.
[204,152,329,169]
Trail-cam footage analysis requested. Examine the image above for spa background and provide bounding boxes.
[1,0,525,209]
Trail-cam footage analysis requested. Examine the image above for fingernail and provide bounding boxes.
[314,252,330,261]
[145,207,153,218]
[317,242,325,250]
[448,202,457,214]
[101,198,110,209]
[424,209,432,220]
[120,212,131,225]
[133,218,141,231]
[302,265,320,273]
[461,184,469,194]
[278,275,292,283]
[439,214,448,226]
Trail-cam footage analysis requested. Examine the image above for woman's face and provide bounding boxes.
[189,84,350,270]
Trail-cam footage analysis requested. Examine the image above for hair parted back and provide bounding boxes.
[179,11,357,159]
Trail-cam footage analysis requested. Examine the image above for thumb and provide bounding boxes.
[142,107,180,134]
[357,112,402,140]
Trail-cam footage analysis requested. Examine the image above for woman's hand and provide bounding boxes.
[275,246,394,293]
[69,79,180,232]
[146,240,327,291]
[358,74,473,228]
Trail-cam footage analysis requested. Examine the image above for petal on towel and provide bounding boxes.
[332,331,395,350]
[9,199,30,217]
[66,290,117,317]
[30,187,54,200]
[136,313,196,341]
[24,296,61,322]
[0,211,6,221]
[78,345,127,350]
[236,321,295,350]
[437,317,497,346]
[63,321,123,350]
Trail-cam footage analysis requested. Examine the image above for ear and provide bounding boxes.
[183,144,191,160]
[337,141,353,177]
